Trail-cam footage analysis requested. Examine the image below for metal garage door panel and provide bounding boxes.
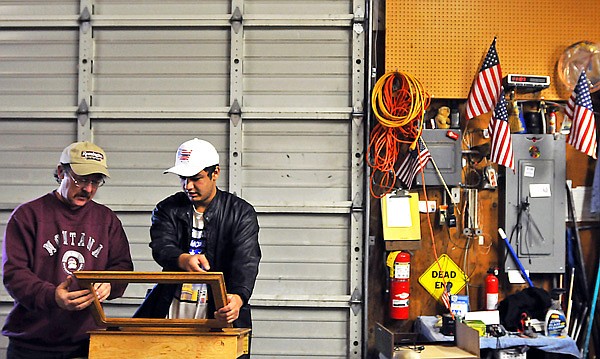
[242,120,351,203]
[0,1,78,16]
[245,0,352,14]
[0,120,76,206]
[93,29,230,108]
[93,0,229,15]
[244,28,352,108]
[255,262,347,294]
[252,307,349,358]
[0,30,78,109]
[255,213,349,296]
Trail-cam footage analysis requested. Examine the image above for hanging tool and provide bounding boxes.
[566,183,595,354]
[539,99,548,134]
[565,267,575,333]
[566,183,589,300]
[463,188,481,237]
[582,264,600,359]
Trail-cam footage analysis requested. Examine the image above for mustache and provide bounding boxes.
[76,191,91,199]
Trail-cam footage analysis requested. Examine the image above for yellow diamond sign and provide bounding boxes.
[418,254,468,303]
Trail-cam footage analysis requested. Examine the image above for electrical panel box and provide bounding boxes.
[416,129,462,186]
[502,134,566,273]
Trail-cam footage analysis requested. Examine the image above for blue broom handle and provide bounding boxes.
[582,259,600,358]
[498,228,534,287]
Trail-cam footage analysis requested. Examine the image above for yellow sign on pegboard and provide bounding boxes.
[418,254,467,303]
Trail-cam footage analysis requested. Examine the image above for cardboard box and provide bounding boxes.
[464,310,500,325]
[450,295,470,318]
[463,320,486,337]
[375,322,480,358]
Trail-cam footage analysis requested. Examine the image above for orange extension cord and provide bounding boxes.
[368,71,430,198]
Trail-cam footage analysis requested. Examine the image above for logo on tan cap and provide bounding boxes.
[80,150,105,162]
[60,141,110,177]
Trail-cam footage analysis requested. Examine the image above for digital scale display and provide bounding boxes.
[503,74,550,92]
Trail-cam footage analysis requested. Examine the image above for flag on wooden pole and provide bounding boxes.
[396,138,431,189]
[488,91,515,170]
[466,37,503,120]
[565,70,597,159]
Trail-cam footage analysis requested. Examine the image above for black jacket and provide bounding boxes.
[134,189,261,329]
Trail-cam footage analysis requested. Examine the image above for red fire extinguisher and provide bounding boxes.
[389,251,410,319]
[485,267,499,310]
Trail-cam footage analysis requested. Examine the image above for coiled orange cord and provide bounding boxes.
[368,71,430,198]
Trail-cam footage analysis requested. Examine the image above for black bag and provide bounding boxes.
[497,287,551,331]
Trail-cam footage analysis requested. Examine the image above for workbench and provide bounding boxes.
[415,316,581,358]
[74,271,250,359]
[88,327,250,359]
[376,321,480,359]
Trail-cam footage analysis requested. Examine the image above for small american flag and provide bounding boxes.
[466,38,503,120]
[396,138,431,189]
[488,90,515,170]
[566,71,597,159]
[178,149,192,161]
[440,283,451,311]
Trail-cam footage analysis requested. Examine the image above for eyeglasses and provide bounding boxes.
[67,172,105,188]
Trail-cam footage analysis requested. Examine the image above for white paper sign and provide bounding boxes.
[523,166,535,178]
[386,195,412,227]
[529,183,551,198]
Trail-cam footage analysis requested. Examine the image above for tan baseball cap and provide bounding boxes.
[59,141,110,177]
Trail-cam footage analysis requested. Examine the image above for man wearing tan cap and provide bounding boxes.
[2,141,134,358]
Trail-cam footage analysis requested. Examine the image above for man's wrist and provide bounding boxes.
[233,292,248,305]
[177,253,190,270]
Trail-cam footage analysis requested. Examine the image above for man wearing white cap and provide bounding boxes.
[135,138,261,356]
[2,141,134,358]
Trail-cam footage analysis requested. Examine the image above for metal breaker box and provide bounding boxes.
[416,129,463,187]
[502,134,566,273]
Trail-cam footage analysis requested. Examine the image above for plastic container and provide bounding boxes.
[545,288,567,337]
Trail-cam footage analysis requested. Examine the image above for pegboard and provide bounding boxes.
[386,0,600,100]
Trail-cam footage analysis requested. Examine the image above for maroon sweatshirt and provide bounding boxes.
[2,191,134,352]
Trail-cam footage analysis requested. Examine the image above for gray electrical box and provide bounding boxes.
[416,129,463,186]
[503,134,566,273]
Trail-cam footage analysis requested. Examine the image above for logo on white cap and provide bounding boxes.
[164,138,219,177]
[178,149,192,162]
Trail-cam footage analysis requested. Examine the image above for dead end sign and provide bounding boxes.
[418,254,468,303]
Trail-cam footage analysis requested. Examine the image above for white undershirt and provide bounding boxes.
[167,208,208,319]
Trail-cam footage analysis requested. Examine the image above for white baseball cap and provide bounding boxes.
[164,138,220,177]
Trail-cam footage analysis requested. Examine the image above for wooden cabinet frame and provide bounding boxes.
[73,271,231,329]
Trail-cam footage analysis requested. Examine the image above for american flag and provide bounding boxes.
[178,149,192,161]
[440,283,452,311]
[466,37,503,120]
[566,71,597,159]
[488,90,515,170]
[396,138,431,189]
